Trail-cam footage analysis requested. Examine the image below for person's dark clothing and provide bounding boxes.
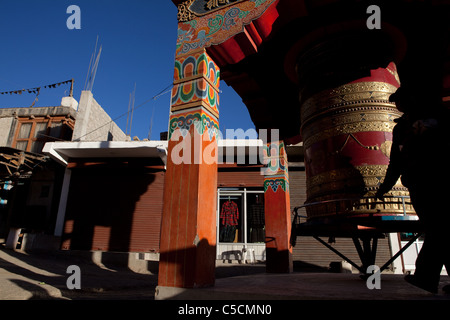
[378,114,444,195]
[378,108,450,293]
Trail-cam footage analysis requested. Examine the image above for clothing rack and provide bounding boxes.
[221,196,240,200]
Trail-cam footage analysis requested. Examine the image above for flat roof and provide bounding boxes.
[43,141,168,166]
[43,139,304,167]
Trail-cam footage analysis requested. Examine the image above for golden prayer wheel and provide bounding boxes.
[300,63,416,220]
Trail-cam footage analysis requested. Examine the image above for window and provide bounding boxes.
[15,123,32,151]
[217,188,265,244]
[13,117,73,153]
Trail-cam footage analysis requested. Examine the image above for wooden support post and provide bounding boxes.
[157,49,220,290]
[263,140,293,273]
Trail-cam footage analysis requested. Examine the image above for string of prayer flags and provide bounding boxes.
[0,79,73,96]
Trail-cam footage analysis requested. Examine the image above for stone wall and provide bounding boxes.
[72,91,128,142]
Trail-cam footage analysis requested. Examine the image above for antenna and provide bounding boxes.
[126,83,137,137]
[83,36,97,90]
[84,36,102,92]
[148,105,155,140]
[126,93,132,136]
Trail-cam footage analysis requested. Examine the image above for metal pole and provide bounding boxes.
[379,233,422,272]
[314,236,364,273]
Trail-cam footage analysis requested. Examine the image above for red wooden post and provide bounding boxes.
[157,49,220,289]
[263,140,294,273]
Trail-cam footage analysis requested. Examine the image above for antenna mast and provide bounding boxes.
[148,105,155,140]
[126,93,132,137]
[126,83,137,137]
[84,36,102,92]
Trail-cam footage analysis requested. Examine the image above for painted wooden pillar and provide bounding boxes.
[263,140,293,273]
[157,0,281,292]
[157,48,220,289]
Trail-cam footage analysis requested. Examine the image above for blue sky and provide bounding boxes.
[0,0,253,140]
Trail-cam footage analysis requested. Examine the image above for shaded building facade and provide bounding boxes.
[0,91,129,249]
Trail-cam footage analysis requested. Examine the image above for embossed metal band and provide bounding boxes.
[302,108,401,149]
[305,166,415,219]
[301,81,399,123]
[305,192,415,219]
[306,165,397,198]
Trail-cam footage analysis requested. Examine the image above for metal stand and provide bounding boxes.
[312,233,421,274]
[291,197,423,275]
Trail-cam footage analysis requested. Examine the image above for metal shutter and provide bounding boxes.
[61,165,164,253]
[218,167,264,187]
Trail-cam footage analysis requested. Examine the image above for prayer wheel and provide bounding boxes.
[299,62,416,220]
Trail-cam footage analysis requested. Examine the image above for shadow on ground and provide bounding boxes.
[0,247,157,300]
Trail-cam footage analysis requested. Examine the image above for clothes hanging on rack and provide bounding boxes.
[249,203,265,243]
[249,204,264,227]
[220,200,239,226]
[219,200,239,242]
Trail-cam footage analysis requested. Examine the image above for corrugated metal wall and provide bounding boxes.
[61,164,164,253]
[292,236,392,270]
[218,166,264,187]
